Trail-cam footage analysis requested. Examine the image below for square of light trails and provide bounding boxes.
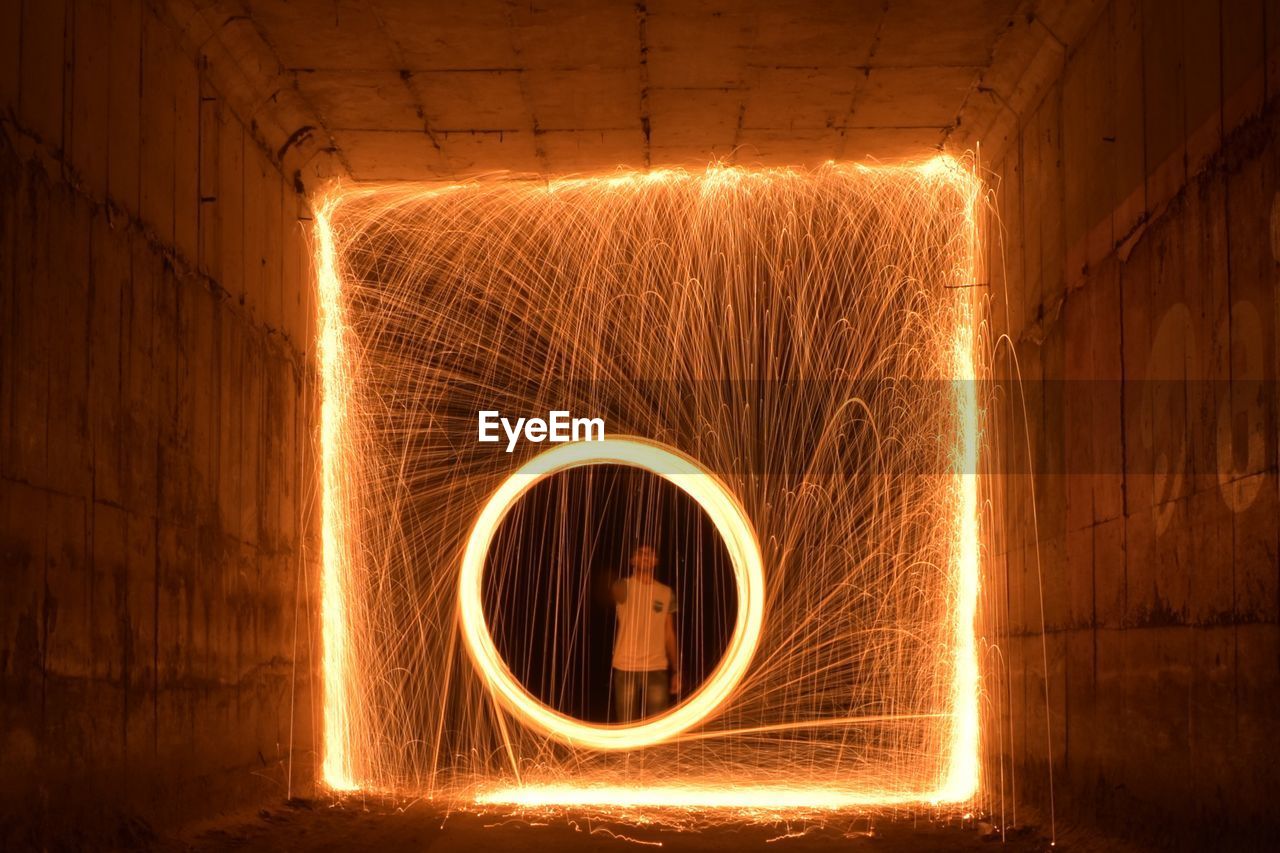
[315,161,982,811]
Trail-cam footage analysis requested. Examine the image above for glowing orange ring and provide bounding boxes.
[458,436,765,750]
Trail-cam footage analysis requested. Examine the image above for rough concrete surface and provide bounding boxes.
[981,0,1280,846]
[164,797,1059,853]
[1,0,320,844]
[165,0,1088,181]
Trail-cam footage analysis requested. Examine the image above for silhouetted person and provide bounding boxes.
[611,544,681,722]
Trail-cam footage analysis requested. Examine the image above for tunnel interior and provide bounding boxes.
[1,1,1278,850]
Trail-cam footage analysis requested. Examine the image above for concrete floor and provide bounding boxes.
[158,796,1060,853]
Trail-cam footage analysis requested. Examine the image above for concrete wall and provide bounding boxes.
[0,0,320,845]
[979,0,1279,845]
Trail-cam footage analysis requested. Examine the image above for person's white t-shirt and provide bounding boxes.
[613,577,677,672]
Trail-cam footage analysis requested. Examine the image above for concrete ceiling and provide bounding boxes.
[218,0,1033,179]
[171,0,1103,182]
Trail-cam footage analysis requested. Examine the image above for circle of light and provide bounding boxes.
[457,436,766,751]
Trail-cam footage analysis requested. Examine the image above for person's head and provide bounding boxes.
[629,544,658,578]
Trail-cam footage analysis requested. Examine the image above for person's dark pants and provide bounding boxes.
[612,668,669,722]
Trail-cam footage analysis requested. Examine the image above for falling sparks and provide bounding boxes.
[315,203,358,792]
[313,158,986,813]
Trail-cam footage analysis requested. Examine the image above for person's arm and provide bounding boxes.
[664,612,681,694]
[611,576,627,604]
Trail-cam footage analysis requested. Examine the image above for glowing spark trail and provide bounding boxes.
[316,205,357,792]
[314,159,986,811]
[458,437,766,751]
